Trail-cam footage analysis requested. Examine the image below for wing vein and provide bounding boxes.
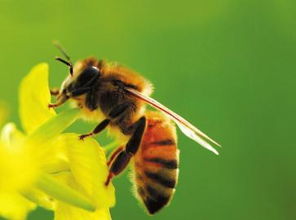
[125,88,221,155]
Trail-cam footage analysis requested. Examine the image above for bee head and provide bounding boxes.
[60,62,101,97]
[49,42,103,108]
[50,54,101,108]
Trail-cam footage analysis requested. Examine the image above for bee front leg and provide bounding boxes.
[48,93,69,108]
[50,88,60,96]
[80,103,131,140]
[79,119,110,140]
[105,116,146,185]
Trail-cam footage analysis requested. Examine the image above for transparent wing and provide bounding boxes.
[125,88,221,155]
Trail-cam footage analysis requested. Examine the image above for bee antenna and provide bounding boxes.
[53,41,71,61]
[55,57,73,76]
[53,41,73,76]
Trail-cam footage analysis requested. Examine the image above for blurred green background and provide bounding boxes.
[0,0,295,219]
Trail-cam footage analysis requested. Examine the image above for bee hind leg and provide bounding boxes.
[105,150,132,185]
[107,146,124,166]
[79,119,110,140]
[105,116,146,185]
[125,116,146,154]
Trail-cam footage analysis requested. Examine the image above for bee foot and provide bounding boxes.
[50,88,60,96]
[104,173,114,186]
[48,103,58,108]
[79,133,93,140]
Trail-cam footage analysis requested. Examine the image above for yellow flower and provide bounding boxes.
[51,134,114,220]
[0,63,115,219]
[0,123,36,220]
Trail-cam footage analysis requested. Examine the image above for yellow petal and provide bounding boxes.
[0,108,79,193]
[23,109,80,172]
[0,125,39,192]
[0,192,36,220]
[19,63,56,134]
[55,134,115,209]
[1,123,25,146]
[55,202,111,220]
[22,187,54,210]
[53,173,112,220]
[36,173,95,212]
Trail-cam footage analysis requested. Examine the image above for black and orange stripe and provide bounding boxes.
[144,157,178,169]
[132,111,179,214]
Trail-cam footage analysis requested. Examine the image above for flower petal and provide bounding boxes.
[0,126,38,192]
[0,192,36,220]
[19,63,56,134]
[0,108,81,192]
[22,187,54,210]
[53,172,112,220]
[36,173,95,212]
[55,203,111,220]
[1,123,25,146]
[56,134,116,209]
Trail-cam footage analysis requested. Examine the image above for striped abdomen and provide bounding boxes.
[132,111,179,214]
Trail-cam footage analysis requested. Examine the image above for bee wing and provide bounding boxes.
[125,88,221,155]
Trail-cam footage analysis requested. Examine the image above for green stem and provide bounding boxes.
[28,108,80,142]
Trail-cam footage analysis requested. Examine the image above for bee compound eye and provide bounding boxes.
[85,66,100,76]
[76,66,100,87]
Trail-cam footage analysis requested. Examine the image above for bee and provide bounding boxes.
[49,43,221,214]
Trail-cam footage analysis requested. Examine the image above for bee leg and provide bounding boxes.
[125,116,146,154]
[50,88,60,96]
[107,146,124,166]
[105,151,132,186]
[79,119,110,140]
[48,94,69,108]
[105,116,146,185]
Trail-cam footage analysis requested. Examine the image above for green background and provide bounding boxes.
[0,0,295,219]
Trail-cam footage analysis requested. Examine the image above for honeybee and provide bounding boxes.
[49,44,221,214]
